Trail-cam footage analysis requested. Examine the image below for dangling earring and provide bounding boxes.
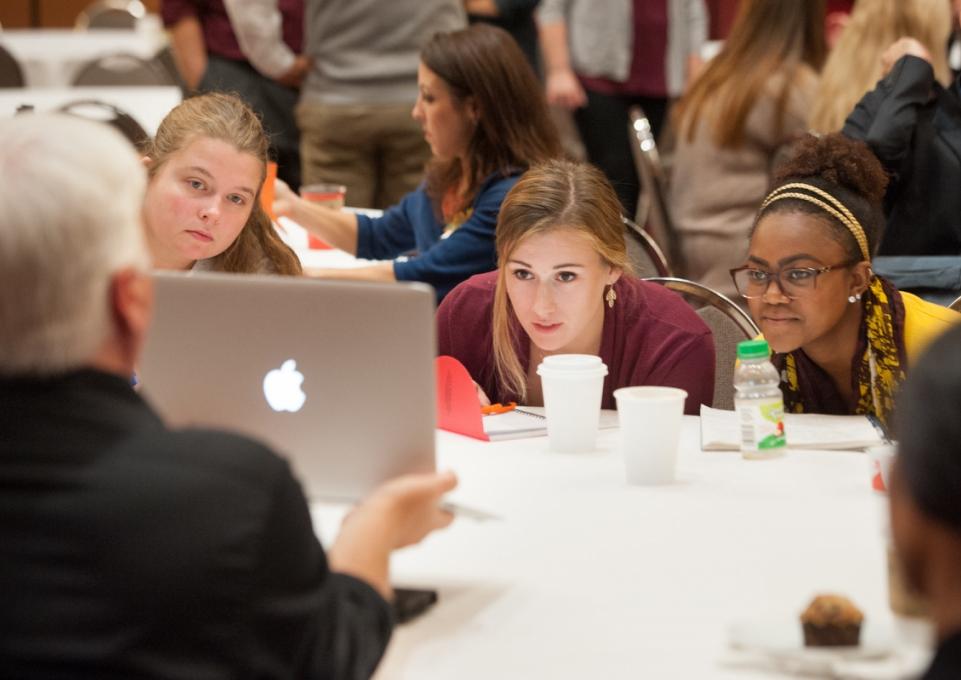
[606,285,617,309]
[848,292,862,304]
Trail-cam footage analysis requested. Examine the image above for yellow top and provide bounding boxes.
[901,291,961,363]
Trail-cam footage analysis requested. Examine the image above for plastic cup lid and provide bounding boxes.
[537,354,608,377]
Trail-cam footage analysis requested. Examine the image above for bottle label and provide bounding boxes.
[738,399,786,451]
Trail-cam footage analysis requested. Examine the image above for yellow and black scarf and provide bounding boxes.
[774,276,907,429]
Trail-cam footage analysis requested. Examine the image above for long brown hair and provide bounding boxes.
[142,92,302,275]
[673,0,826,148]
[421,24,561,209]
[492,160,631,402]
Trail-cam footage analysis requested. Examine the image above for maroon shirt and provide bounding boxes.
[161,0,303,62]
[437,271,715,414]
[580,0,669,97]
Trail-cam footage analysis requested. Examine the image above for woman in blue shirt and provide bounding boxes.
[274,24,561,301]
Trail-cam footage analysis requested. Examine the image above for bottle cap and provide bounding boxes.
[737,339,770,360]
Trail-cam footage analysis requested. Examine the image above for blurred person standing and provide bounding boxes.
[465,0,541,75]
[669,0,825,299]
[537,0,708,217]
[298,0,465,209]
[162,0,306,189]
[224,0,311,89]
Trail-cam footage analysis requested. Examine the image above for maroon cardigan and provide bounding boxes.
[437,271,715,414]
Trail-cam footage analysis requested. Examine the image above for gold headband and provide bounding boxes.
[760,182,871,261]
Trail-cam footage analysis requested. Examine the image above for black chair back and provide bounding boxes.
[72,52,176,87]
[623,216,670,278]
[57,99,149,147]
[76,0,146,29]
[0,44,25,88]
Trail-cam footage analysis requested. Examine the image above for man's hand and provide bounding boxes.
[358,471,458,550]
[329,471,458,598]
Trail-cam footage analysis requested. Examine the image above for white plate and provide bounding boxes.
[729,617,894,669]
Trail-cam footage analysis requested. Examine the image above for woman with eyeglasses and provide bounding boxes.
[730,133,959,429]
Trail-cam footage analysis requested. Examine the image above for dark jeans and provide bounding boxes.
[574,89,667,218]
[200,55,302,191]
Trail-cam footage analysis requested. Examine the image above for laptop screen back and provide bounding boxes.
[139,272,437,501]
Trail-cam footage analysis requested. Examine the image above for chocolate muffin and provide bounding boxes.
[800,594,864,647]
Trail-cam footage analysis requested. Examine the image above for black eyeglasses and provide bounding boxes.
[729,261,858,299]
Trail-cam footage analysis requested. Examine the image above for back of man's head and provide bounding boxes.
[0,114,148,377]
[895,323,961,534]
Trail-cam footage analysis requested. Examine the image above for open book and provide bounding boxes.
[482,407,546,440]
[483,407,620,442]
[699,405,886,451]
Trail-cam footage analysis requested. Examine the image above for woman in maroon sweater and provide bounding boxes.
[437,160,715,414]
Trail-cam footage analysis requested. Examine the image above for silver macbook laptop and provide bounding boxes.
[139,271,437,501]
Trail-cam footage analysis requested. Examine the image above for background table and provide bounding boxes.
[312,418,928,679]
[0,86,181,136]
[279,212,384,270]
[0,26,166,87]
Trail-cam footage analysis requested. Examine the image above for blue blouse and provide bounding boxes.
[355,170,521,302]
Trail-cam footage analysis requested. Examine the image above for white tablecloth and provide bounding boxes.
[312,418,929,679]
[0,26,166,87]
[0,86,181,136]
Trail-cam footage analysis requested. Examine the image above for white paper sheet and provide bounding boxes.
[700,405,885,451]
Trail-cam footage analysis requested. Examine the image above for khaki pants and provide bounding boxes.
[297,101,431,209]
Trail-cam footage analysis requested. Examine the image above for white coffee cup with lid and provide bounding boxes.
[536,354,608,453]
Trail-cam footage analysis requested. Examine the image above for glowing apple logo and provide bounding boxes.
[262,359,306,412]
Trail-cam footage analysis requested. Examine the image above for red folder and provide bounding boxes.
[435,355,488,441]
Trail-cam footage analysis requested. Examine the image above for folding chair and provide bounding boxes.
[646,277,759,409]
[75,0,146,29]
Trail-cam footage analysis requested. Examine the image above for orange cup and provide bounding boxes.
[260,161,278,221]
[300,183,346,249]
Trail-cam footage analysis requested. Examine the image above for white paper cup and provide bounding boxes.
[614,386,687,485]
[536,354,608,453]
